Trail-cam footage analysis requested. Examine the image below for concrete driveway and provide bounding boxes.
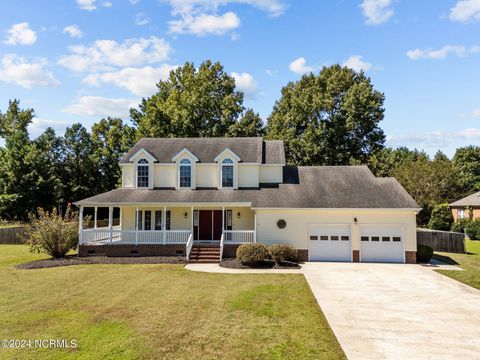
[303,262,480,360]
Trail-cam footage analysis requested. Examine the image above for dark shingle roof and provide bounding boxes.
[119,138,285,164]
[76,166,420,209]
[450,192,480,207]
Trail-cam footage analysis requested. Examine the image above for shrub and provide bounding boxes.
[236,243,269,265]
[465,219,480,240]
[416,244,433,263]
[428,203,453,231]
[269,244,296,263]
[24,206,79,259]
[451,218,469,233]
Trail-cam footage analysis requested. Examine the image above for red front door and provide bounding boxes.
[197,210,223,241]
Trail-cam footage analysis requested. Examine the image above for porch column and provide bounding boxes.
[163,206,166,245]
[222,206,225,234]
[79,206,84,244]
[94,206,98,229]
[191,206,194,237]
[108,206,113,244]
[253,210,257,243]
[135,207,139,245]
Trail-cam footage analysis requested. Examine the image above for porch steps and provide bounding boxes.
[188,245,220,263]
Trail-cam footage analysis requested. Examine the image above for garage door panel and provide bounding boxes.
[309,224,351,262]
[360,225,404,263]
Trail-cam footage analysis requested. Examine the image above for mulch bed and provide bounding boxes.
[220,258,301,269]
[16,255,186,270]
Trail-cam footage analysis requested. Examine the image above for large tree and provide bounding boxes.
[0,100,54,219]
[227,109,264,137]
[368,146,429,177]
[91,117,136,192]
[392,152,462,225]
[131,60,246,138]
[266,65,385,165]
[452,145,480,195]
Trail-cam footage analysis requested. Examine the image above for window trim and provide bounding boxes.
[136,158,150,188]
[458,209,465,219]
[179,158,192,188]
[221,158,234,188]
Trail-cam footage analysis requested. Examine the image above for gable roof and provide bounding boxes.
[76,166,420,209]
[450,192,480,207]
[119,138,285,164]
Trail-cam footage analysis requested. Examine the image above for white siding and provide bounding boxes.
[259,166,283,183]
[238,164,259,188]
[154,165,176,188]
[122,164,134,188]
[196,164,218,188]
[255,209,417,252]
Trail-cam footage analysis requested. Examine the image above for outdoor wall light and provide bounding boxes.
[184,212,188,218]
[354,217,358,225]
[237,212,241,218]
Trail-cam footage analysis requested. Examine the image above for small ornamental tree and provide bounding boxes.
[428,203,454,231]
[24,206,79,258]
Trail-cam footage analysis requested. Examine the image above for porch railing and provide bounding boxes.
[223,230,255,244]
[186,233,193,262]
[81,229,191,245]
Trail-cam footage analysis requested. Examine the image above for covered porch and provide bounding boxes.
[78,204,256,258]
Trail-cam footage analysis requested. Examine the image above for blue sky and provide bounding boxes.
[1,0,480,157]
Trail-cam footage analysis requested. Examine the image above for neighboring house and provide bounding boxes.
[450,192,480,222]
[75,138,420,263]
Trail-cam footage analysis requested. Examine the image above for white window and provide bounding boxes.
[222,158,234,188]
[179,159,191,188]
[137,159,149,188]
[458,209,465,219]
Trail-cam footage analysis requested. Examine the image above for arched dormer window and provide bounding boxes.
[137,159,149,188]
[222,158,234,188]
[179,159,192,188]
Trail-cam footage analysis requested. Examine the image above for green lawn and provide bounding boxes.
[433,239,480,290]
[0,245,345,360]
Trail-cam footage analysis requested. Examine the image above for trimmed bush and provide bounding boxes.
[465,219,480,240]
[451,218,469,233]
[24,206,79,259]
[269,244,296,263]
[428,203,453,231]
[416,244,433,263]
[236,243,269,265]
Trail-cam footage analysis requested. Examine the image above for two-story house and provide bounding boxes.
[75,137,420,263]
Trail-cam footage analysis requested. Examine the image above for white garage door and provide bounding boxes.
[309,224,351,262]
[360,224,404,263]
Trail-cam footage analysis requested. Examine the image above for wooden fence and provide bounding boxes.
[0,227,28,244]
[417,228,466,253]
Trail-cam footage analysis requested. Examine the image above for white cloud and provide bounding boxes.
[4,22,37,45]
[289,57,315,75]
[28,118,71,138]
[135,13,150,26]
[166,0,285,35]
[343,55,372,72]
[360,0,394,25]
[77,0,97,10]
[406,45,480,60]
[130,0,141,4]
[76,0,112,10]
[387,128,480,148]
[450,0,480,23]
[0,54,59,88]
[169,12,240,35]
[461,109,480,118]
[63,25,83,38]
[231,72,258,98]
[83,65,176,96]
[63,96,138,118]
[58,36,172,72]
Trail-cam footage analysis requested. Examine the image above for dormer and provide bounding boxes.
[129,148,158,189]
[172,148,199,190]
[215,148,241,190]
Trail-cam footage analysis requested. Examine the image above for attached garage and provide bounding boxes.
[360,224,404,263]
[308,224,351,262]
